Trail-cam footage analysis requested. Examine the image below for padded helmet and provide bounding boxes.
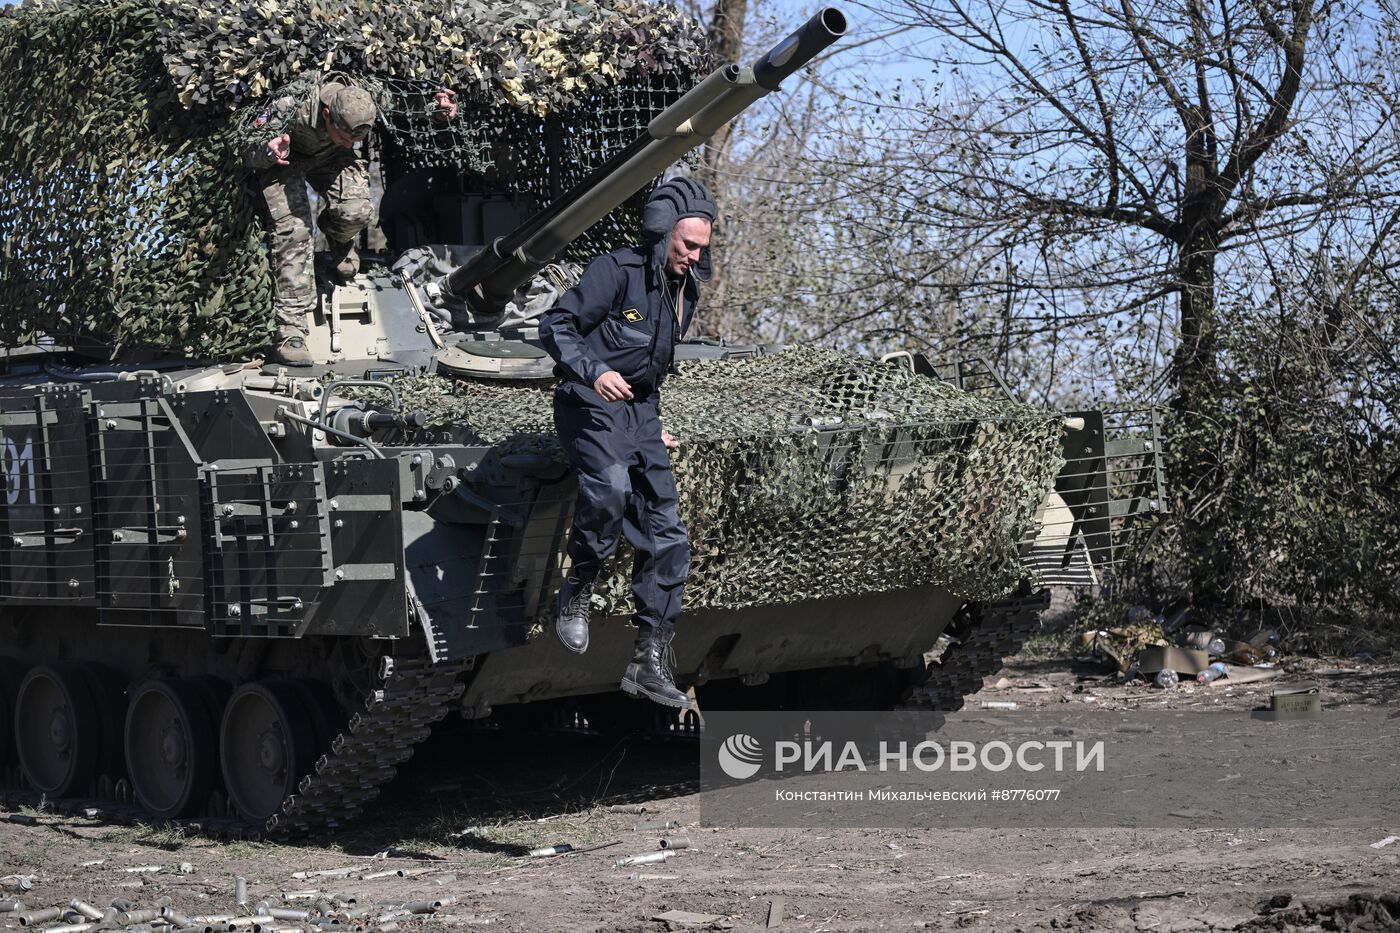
[642,176,718,281]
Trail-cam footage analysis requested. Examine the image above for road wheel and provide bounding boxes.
[219,682,318,824]
[14,664,100,796]
[125,678,221,819]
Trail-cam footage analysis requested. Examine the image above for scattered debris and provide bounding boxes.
[290,868,357,881]
[1369,836,1398,849]
[0,875,35,892]
[526,845,573,857]
[652,909,724,926]
[766,897,786,928]
[1197,662,1228,685]
[1216,665,1281,686]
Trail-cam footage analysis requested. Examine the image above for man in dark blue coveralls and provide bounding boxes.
[538,177,716,710]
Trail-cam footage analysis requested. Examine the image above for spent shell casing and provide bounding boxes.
[606,804,646,814]
[657,836,690,850]
[162,909,192,927]
[234,877,247,907]
[0,900,24,913]
[375,925,398,933]
[264,909,308,922]
[119,909,161,926]
[46,924,94,933]
[73,901,106,921]
[19,908,63,926]
[614,851,673,868]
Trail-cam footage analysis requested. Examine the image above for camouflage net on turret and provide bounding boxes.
[0,0,705,357]
[387,348,1067,610]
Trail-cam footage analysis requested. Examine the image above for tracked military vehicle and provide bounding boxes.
[0,2,1163,834]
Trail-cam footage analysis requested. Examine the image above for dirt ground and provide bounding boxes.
[1,654,1397,933]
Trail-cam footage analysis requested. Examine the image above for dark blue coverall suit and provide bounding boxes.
[539,245,698,632]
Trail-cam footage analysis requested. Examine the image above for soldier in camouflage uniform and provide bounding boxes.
[242,73,456,366]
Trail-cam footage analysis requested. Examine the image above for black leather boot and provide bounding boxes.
[620,623,692,708]
[554,574,593,654]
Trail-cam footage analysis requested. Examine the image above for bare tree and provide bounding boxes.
[813,0,1400,601]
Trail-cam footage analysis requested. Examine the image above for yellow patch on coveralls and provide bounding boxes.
[622,307,643,323]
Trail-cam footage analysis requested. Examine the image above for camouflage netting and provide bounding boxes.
[386,349,1067,610]
[0,0,707,357]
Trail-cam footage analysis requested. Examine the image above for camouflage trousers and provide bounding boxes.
[254,147,372,334]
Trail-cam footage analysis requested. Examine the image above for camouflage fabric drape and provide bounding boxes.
[386,348,1067,609]
[0,0,706,357]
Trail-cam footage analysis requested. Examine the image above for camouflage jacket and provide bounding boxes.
[241,72,383,170]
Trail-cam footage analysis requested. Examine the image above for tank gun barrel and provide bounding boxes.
[435,8,847,318]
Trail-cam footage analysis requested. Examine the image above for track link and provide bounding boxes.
[269,656,469,835]
[918,589,1049,711]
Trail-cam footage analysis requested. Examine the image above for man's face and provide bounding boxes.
[323,107,368,148]
[665,217,712,278]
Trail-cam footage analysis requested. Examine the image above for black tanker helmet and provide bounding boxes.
[642,176,718,282]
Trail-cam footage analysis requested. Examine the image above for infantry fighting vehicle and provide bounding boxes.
[0,8,1163,834]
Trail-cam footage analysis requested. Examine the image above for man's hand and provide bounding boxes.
[594,370,634,402]
[661,430,679,451]
[433,88,459,123]
[266,133,291,166]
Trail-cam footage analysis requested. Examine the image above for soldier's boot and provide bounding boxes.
[266,325,313,368]
[325,239,360,281]
[554,574,594,654]
[620,623,692,709]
